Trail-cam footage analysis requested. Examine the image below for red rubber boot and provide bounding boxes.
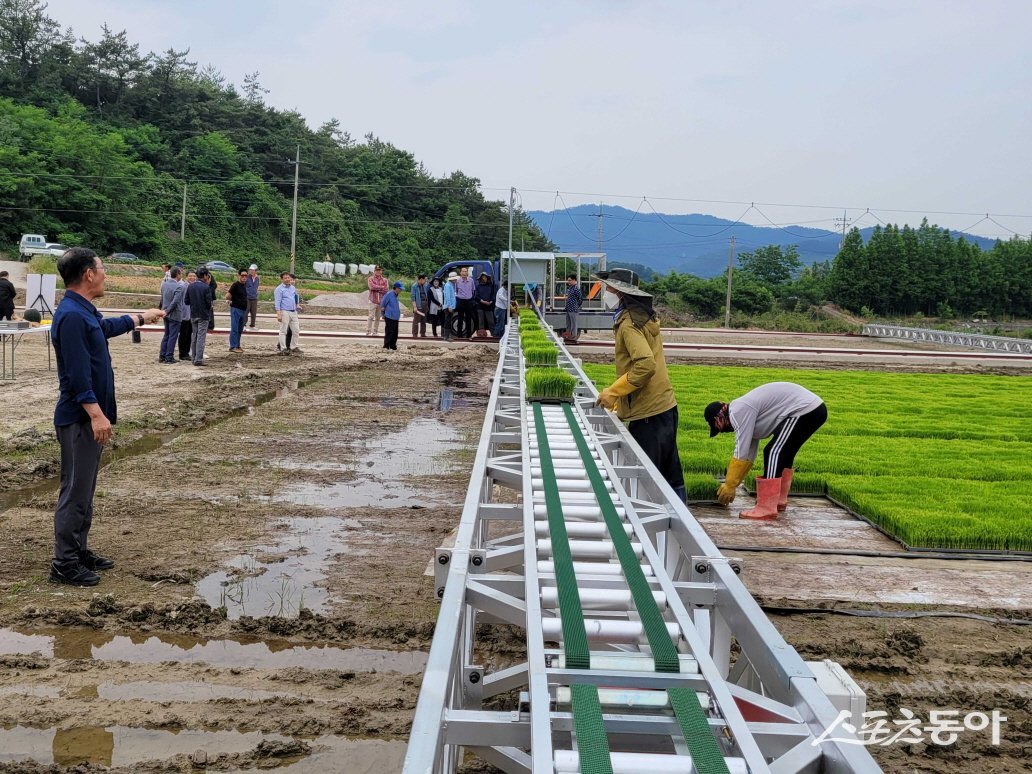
[778,468,794,512]
[740,476,781,520]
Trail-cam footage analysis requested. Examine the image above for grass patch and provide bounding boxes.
[583,363,1032,551]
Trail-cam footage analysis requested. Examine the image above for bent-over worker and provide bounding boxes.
[704,382,827,520]
[594,268,686,504]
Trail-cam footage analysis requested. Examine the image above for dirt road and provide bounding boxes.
[0,325,1028,771]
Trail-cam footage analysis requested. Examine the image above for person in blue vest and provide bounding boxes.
[381,281,404,350]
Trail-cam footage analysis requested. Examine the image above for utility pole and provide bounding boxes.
[507,187,515,298]
[289,144,300,275]
[180,182,187,239]
[723,235,736,328]
[834,210,851,248]
[596,203,603,253]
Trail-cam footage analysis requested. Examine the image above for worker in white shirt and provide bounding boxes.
[704,382,827,519]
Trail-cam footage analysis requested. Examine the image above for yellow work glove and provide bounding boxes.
[716,457,752,505]
[596,374,636,411]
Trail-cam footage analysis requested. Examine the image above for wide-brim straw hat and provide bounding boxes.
[593,268,651,297]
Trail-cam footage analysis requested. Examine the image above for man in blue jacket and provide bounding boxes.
[50,248,164,586]
[381,281,404,350]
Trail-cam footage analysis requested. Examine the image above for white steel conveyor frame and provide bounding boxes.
[404,317,881,773]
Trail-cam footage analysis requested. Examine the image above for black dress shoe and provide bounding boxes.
[49,561,100,587]
[80,549,115,571]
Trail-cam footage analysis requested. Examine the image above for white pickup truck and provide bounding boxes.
[19,234,68,261]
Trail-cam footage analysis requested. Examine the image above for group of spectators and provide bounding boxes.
[157,263,302,364]
[366,264,510,349]
[154,261,530,361]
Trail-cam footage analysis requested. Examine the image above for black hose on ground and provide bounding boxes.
[716,544,1032,563]
[760,605,1032,626]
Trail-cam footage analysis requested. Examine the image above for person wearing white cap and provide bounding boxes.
[442,272,458,341]
[245,264,260,328]
[593,268,686,504]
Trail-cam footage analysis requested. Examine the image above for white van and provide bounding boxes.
[19,234,49,260]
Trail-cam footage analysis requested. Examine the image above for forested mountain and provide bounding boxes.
[528,204,1001,277]
[0,0,552,274]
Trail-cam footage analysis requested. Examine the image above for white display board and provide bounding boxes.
[26,274,57,315]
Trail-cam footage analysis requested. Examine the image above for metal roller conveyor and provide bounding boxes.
[404,311,880,773]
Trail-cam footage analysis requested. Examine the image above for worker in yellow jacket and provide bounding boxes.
[594,268,686,503]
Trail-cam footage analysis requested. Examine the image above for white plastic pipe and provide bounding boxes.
[542,618,679,644]
[538,561,654,577]
[554,653,697,674]
[533,491,599,503]
[554,751,747,774]
[534,505,626,519]
[532,478,615,493]
[534,521,631,539]
[537,539,642,561]
[556,687,709,711]
[541,586,666,610]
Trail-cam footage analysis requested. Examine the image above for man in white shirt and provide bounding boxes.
[274,272,302,354]
[705,382,827,520]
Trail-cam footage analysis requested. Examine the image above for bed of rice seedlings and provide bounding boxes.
[520,331,551,351]
[584,363,1032,551]
[519,309,542,326]
[524,345,559,368]
[525,367,577,402]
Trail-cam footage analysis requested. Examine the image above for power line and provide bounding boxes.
[516,187,1032,220]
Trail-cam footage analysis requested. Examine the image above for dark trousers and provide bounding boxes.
[247,298,258,327]
[456,298,476,338]
[53,421,103,565]
[411,312,427,337]
[160,317,181,361]
[442,310,455,340]
[762,403,828,478]
[383,317,399,350]
[476,304,493,332]
[0,303,13,321]
[493,307,507,338]
[177,319,192,359]
[628,405,686,502]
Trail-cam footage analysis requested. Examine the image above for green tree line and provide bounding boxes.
[0,0,552,276]
[647,224,1032,321]
[828,221,1031,318]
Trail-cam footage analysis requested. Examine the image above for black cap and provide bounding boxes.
[704,401,725,438]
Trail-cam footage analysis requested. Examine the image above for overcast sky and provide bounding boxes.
[44,0,1032,238]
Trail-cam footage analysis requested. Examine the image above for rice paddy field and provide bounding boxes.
[582,363,1032,552]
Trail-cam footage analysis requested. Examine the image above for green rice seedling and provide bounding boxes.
[525,368,577,402]
[521,332,551,351]
[584,362,1032,551]
[683,474,723,502]
[524,345,559,368]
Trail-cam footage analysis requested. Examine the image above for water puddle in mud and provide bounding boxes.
[0,379,322,514]
[0,627,428,673]
[0,726,405,770]
[194,516,356,618]
[271,417,464,508]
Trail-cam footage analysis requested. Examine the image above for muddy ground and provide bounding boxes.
[1,326,1029,772]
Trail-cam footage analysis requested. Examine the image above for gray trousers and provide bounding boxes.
[566,310,578,337]
[54,421,104,565]
[191,318,209,362]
